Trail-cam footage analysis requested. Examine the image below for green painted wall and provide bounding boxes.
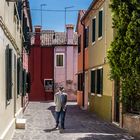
[89,95,112,122]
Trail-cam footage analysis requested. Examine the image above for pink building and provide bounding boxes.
[54,25,78,101]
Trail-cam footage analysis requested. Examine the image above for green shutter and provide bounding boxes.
[92,18,96,42]
[17,58,20,95]
[97,69,100,94]
[22,69,27,96]
[5,45,10,101]
[5,45,12,102]
[98,10,103,38]
[97,68,103,94]
[9,49,12,99]
[100,68,103,94]
[91,70,95,93]
[20,59,23,95]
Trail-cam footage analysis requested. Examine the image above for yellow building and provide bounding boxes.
[81,0,116,122]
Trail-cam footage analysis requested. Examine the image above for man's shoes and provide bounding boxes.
[59,128,64,133]
[55,127,59,130]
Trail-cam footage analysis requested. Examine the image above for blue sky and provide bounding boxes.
[29,0,92,31]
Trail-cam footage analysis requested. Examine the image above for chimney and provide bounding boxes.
[66,24,74,44]
[34,26,41,46]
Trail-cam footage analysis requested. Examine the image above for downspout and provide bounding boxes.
[81,20,85,108]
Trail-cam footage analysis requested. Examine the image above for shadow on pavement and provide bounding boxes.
[43,127,57,133]
[76,133,135,140]
[47,103,136,140]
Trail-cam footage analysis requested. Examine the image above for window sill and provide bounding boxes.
[55,66,64,68]
[97,94,102,97]
[17,94,20,98]
[92,42,95,46]
[91,93,95,96]
[6,100,11,106]
[77,90,83,92]
[98,36,103,41]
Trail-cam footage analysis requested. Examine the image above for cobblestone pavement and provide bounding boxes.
[12,102,138,140]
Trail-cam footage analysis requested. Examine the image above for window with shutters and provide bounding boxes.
[17,0,22,20]
[55,53,64,67]
[26,72,31,93]
[90,68,103,95]
[78,35,81,53]
[78,73,83,91]
[96,68,103,95]
[98,10,103,38]
[91,70,96,94]
[92,18,96,43]
[5,45,13,104]
[22,69,27,96]
[17,58,22,96]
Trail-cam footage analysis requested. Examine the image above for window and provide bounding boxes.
[92,18,96,43]
[96,68,103,94]
[44,79,53,92]
[17,0,22,20]
[90,68,103,95]
[56,53,64,67]
[22,69,27,96]
[17,58,20,95]
[98,10,103,38]
[78,73,83,91]
[5,45,12,103]
[78,35,81,53]
[91,70,96,93]
[85,26,89,48]
[26,72,31,93]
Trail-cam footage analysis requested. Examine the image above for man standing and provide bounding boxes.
[54,86,67,131]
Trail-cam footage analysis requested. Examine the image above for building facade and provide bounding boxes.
[54,25,78,101]
[0,0,32,139]
[76,10,90,109]
[29,26,54,101]
[80,0,114,122]
[29,25,78,101]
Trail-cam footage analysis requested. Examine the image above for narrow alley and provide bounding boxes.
[12,102,136,140]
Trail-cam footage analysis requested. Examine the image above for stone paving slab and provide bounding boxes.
[11,102,138,140]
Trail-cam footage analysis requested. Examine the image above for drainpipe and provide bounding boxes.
[81,20,85,108]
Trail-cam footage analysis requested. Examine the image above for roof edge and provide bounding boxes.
[81,0,98,22]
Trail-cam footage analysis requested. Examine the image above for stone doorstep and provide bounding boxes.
[16,118,26,129]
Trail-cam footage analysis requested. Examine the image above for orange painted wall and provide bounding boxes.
[77,91,83,106]
[76,10,85,107]
[84,48,89,70]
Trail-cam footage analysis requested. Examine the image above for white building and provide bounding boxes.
[0,0,28,139]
